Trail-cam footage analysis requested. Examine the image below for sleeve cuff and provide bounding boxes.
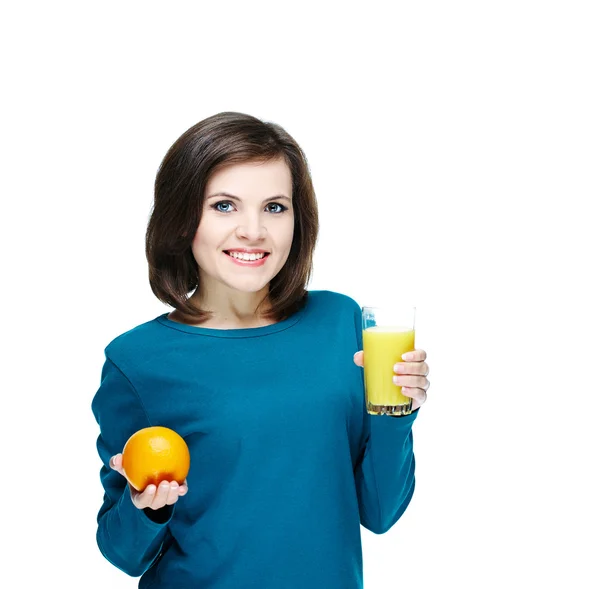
[388,407,420,422]
[117,486,175,533]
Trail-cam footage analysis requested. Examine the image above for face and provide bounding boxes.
[192,157,295,299]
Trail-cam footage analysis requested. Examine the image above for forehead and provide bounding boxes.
[205,158,292,197]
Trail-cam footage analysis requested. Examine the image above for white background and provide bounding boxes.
[2,1,599,587]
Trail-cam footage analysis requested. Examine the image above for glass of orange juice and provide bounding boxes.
[362,306,416,416]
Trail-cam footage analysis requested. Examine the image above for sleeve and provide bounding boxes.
[351,301,418,535]
[91,353,174,577]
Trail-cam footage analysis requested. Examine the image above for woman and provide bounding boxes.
[91,111,430,588]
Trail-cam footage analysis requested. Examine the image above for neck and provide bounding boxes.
[189,285,274,329]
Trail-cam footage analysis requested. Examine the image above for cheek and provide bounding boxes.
[191,226,214,265]
[191,229,203,250]
[193,216,224,249]
[277,217,295,250]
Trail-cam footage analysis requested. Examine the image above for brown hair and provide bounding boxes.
[145,111,319,323]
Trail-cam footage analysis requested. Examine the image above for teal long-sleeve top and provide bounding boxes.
[91,290,418,588]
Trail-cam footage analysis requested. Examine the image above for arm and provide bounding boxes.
[354,409,418,534]
[351,303,418,534]
[91,355,174,577]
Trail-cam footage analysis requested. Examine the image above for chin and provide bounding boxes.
[224,277,272,294]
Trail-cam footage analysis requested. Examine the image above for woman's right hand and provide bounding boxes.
[109,453,188,510]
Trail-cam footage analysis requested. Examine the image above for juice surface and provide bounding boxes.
[363,326,415,406]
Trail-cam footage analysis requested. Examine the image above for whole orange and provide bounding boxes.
[121,426,190,491]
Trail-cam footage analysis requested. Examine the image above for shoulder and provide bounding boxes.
[306,289,361,314]
[104,315,166,366]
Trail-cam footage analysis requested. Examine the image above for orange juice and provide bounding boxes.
[363,326,415,412]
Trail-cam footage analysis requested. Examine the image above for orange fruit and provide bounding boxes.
[121,426,190,491]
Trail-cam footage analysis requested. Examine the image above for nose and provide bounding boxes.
[235,212,267,242]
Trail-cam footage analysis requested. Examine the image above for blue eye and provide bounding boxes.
[213,201,234,213]
[266,203,288,214]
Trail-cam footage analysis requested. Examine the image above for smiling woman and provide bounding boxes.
[184,157,296,326]
[91,111,426,589]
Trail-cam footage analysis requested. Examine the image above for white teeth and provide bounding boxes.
[228,251,266,261]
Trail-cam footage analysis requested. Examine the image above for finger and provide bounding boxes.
[150,481,172,510]
[166,482,181,506]
[402,349,427,362]
[110,454,127,477]
[394,361,429,376]
[392,375,429,390]
[133,484,157,509]
[178,480,189,496]
[402,387,427,410]
[353,351,364,367]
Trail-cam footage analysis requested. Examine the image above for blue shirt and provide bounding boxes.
[91,290,417,588]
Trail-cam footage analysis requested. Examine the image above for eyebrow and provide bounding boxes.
[207,191,291,204]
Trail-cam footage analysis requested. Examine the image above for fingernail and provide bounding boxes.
[394,363,404,373]
[402,353,414,361]
[393,376,401,385]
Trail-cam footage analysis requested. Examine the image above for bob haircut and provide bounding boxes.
[146,111,319,324]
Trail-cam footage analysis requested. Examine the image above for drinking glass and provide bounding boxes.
[362,306,416,416]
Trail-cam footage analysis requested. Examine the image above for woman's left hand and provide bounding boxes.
[353,349,430,411]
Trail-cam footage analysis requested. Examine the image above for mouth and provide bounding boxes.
[223,251,270,266]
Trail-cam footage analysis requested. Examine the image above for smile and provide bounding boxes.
[227,251,267,261]
[223,251,270,267]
